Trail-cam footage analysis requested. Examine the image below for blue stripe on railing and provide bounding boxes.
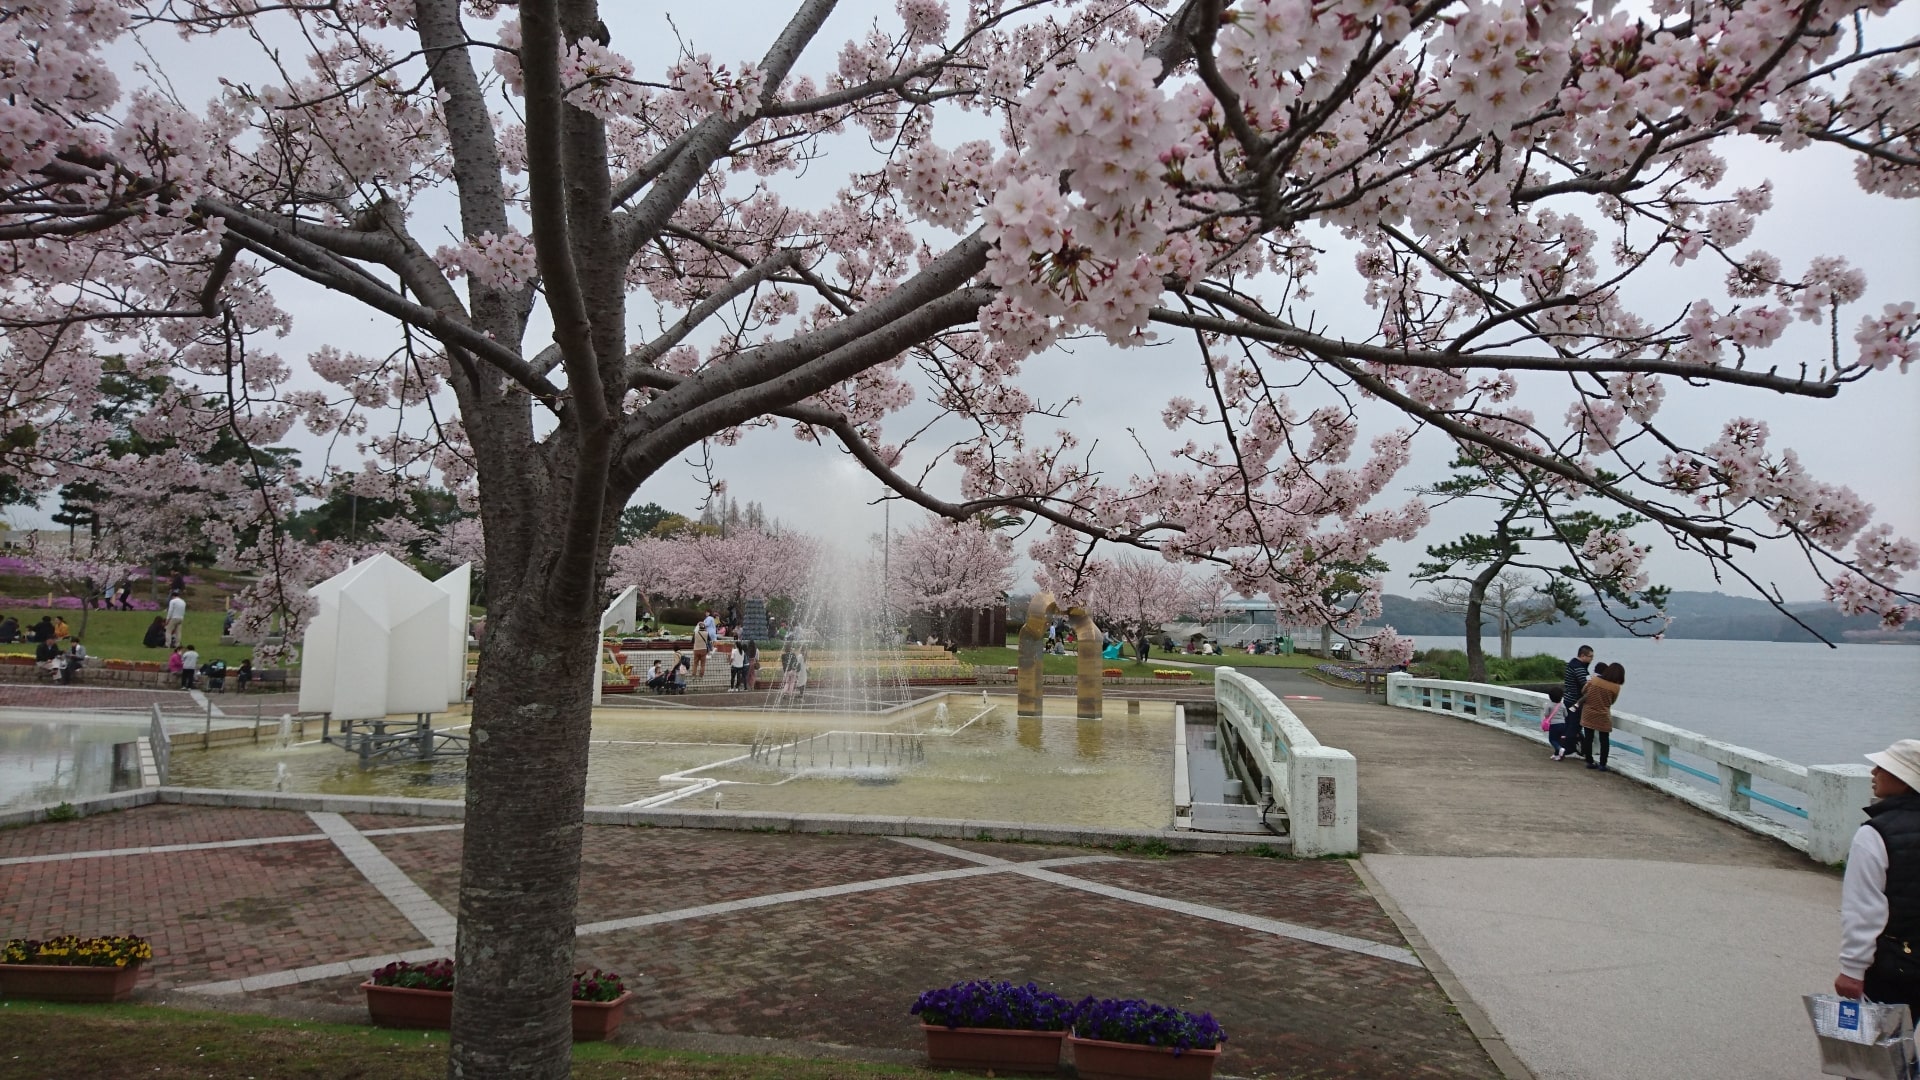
[1612,741,1644,756]
[1738,785,1810,818]
[1659,755,1718,784]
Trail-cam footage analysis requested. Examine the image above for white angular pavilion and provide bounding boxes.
[298,554,471,721]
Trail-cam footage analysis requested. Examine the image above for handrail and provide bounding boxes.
[1214,669,1357,856]
[149,703,171,787]
[1385,673,1871,862]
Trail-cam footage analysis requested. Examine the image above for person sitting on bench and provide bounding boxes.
[234,659,254,691]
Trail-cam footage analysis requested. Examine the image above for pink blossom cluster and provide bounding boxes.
[1360,626,1414,668]
[608,526,816,608]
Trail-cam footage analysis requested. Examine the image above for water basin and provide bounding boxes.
[163,694,1179,829]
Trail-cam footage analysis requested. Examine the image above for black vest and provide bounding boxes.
[1865,793,1920,972]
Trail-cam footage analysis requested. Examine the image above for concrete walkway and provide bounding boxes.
[1239,666,1840,1080]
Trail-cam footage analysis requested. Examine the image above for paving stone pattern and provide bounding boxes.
[0,804,321,859]
[0,804,1499,1078]
[1051,855,1406,947]
[0,840,429,986]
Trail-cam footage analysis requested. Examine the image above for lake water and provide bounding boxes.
[1410,636,1920,767]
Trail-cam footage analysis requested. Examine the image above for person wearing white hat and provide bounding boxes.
[1836,739,1920,1006]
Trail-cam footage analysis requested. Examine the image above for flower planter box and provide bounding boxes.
[922,1024,1066,1073]
[362,983,634,1040]
[1069,1035,1221,1080]
[0,962,143,1002]
[362,981,453,1029]
[572,991,633,1041]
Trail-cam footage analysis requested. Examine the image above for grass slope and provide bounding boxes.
[0,1001,946,1079]
[0,607,252,666]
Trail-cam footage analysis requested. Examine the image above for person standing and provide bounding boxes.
[165,590,187,648]
[1578,662,1623,771]
[1558,645,1594,759]
[702,610,718,644]
[793,645,808,699]
[691,622,709,678]
[728,642,746,690]
[167,647,184,684]
[742,637,759,691]
[1137,631,1152,665]
[1837,740,1920,1008]
[179,644,200,691]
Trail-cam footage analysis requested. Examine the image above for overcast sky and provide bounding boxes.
[19,1,1917,606]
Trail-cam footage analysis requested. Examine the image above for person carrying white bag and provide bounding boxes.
[1837,740,1920,1010]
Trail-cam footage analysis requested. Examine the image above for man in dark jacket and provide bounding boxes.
[1554,646,1593,759]
[1838,740,1920,1007]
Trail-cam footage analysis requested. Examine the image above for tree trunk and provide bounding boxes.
[1463,591,1486,682]
[1499,621,1514,661]
[1319,623,1332,657]
[448,604,601,1079]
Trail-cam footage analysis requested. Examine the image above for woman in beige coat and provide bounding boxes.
[1579,662,1624,772]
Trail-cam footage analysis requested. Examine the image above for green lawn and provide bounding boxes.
[956,646,1218,682]
[0,607,254,666]
[0,1000,950,1079]
[1155,651,1323,669]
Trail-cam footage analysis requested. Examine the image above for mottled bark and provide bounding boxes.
[450,597,602,1079]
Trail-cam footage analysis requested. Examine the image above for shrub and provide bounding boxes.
[659,606,702,627]
[910,980,1078,1031]
[1073,997,1226,1053]
[4,935,152,968]
[368,958,455,991]
[572,968,627,1002]
[369,959,627,999]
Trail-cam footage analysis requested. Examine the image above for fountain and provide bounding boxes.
[160,514,1185,831]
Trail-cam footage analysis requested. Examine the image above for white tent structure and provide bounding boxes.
[436,563,472,703]
[593,585,639,705]
[298,554,466,721]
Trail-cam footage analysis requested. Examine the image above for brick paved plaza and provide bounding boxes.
[1,803,1502,1078]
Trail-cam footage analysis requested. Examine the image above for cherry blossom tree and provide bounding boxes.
[1070,555,1213,645]
[608,526,815,612]
[21,541,143,639]
[886,516,1015,639]
[5,0,1918,1074]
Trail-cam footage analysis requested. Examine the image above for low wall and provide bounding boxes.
[1214,668,1358,856]
[0,785,1287,854]
[1385,673,1872,863]
[0,662,299,690]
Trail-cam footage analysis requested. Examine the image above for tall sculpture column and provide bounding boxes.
[1069,606,1102,719]
[1016,592,1104,720]
[1017,592,1052,717]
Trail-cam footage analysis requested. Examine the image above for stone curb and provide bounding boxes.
[2,787,1293,855]
[1350,857,1535,1080]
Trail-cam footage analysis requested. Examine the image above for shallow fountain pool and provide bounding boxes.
[163,694,1179,829]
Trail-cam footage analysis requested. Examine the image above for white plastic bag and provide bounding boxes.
[1806,994,1918,1080]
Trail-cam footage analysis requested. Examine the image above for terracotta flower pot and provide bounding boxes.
[0,962,143,1002]
[572,991,633,1041]
[1069,1035,1221,1080]
[363,983,633,1040]
[921,1024,1066,1073]
[362,982,453,1029]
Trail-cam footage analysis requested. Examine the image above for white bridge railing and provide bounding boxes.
[1386,673,1872,862]
[1215,668,1357,856]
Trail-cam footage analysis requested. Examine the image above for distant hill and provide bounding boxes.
[1383,590,1917,644]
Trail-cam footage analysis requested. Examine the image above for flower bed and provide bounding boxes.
[1151,669,1193,680]
[912,980,1076,1073]
[362,960,633,1040]
[1071,998,1226,1079]
[1,935,153,1002]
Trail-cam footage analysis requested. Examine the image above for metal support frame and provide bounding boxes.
[333,713,469,768]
